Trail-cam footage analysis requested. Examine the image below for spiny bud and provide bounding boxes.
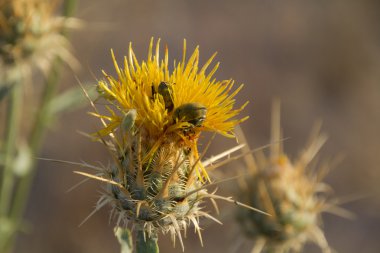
[235,101,341,253]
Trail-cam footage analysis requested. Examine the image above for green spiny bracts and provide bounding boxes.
[103,130,205,248]
[235,101,342,253]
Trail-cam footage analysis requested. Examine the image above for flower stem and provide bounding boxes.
[10,60,60,221]
[9,0,77,220]
[0,80,23,250]
[136,230,160,253]
[0,1,77,252]
[0,81,22,215]
[115,227,133,253]
[0,61,60,253]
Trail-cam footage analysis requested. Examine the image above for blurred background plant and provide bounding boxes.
[0,0,89,252]
[3,0,380,252]
[233,101,352,253]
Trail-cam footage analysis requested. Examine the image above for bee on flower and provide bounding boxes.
[80,38,249,250]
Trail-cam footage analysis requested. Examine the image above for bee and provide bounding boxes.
[173,103,207,128]
[151,82,174,112]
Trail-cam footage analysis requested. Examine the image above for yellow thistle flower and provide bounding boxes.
[0,0,79,82]
[235,101,348,253]
[81,38,248,250]
[94,38,248,179]
[96,39,248,137]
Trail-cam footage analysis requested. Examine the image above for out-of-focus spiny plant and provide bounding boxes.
[0,0,86,252]
[234,101,350,253]
[0,0,78,82]
[76,38,254,252]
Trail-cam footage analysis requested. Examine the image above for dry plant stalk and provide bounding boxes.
[0,0,79,252]
[235,101,348,253]
[78,38,249,251]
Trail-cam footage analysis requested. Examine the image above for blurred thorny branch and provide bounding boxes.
[0,0,94,252]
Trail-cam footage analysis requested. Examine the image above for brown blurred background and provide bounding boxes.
[14,0,380,252]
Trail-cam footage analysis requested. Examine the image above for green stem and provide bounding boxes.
[0,81,22,216]
[10,60,60,221]
[9,0,77,219]
[115,227,133,253]
[0,81,23,251]
[265,246,280,253]
[2,1,77,252]
[62,0,77,29]
[1,63,60,253]
[136,230,159,253]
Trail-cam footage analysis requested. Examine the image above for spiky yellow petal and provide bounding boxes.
[95,38,248,140]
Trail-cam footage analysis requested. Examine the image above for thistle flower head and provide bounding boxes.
[236,101,340,253]
[85,39,248,250]
[97,38,248,137]
[0,0,78,82]
[95,38,248,178]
